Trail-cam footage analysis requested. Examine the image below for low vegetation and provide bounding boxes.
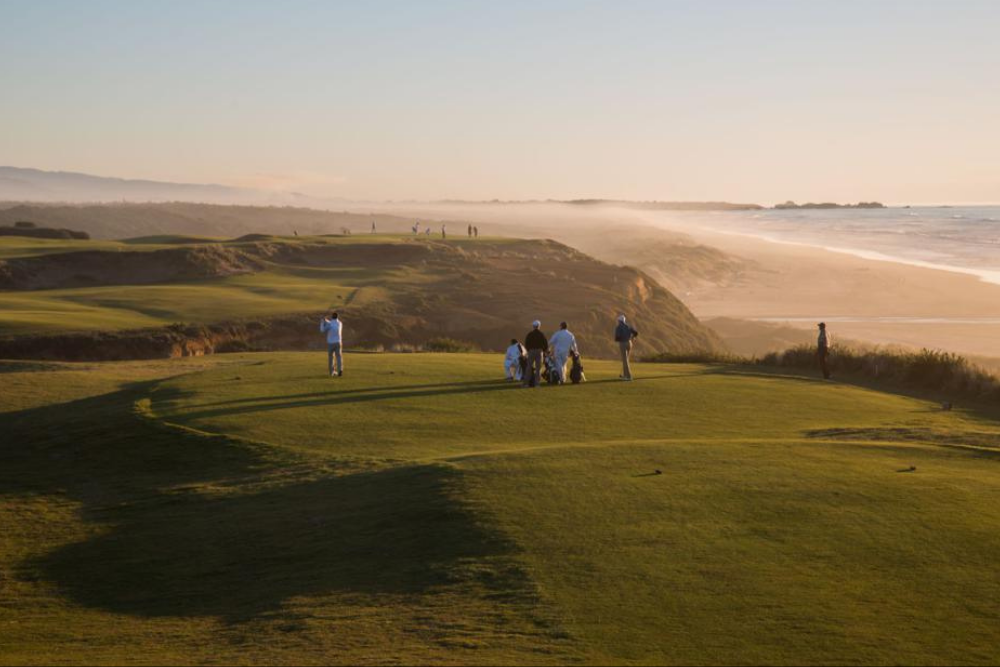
[647,342,1000,404]
[424,337,481,353]
[761,344,1000,401]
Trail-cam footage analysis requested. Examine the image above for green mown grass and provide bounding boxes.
[0,234,553,336]
[0,268,366,334]
[0,236,177,258]
[0,235,395,334]
[152,354,976,460]
[2,353,1000,665]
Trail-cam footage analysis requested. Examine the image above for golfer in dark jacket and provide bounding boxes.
[524,320,549,388]
[614,314,638,381]
[817,322,831,380]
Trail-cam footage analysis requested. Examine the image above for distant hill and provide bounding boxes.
[0,235,724,360]
[0,166,283,204]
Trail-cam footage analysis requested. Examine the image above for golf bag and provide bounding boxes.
[544,355,562,384]
[569,352,585,384]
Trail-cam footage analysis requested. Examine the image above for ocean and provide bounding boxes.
[665,206,1000,286]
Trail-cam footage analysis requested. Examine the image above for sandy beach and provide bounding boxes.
[677,226,1000,359]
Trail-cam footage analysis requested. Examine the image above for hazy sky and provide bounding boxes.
[2,0,998,203]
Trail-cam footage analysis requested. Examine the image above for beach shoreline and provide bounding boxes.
[669,224,1000,360]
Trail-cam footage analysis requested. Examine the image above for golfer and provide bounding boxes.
[817,322,831,380]
[524,320,549,388]
[548,322,578,384]
[320,311,344,377]
[614,314,638,381]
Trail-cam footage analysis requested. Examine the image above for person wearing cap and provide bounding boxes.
[817,322,831,380]
[614,314,639,381]
[523,320,549,387]
[548,322,578,385]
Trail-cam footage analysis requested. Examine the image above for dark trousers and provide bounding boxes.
[818,348,830,379]
[526,349,544,387]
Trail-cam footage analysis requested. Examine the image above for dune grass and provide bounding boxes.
[762,344,1000,401]
[3,352,1000,664]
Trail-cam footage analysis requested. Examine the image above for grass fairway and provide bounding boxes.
[0,235,405,334]
[3,353,1000,664]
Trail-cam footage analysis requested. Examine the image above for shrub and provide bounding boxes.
[759,344,1000,400]
[645,343,1000,402]
[424,337,480,353]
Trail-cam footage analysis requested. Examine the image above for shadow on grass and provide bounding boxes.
[0,388,274,500]
[168,380,524,422]
[32,464,518,621]
[1,385,525,621]
[177,378,511,411]
[162,372,713,423]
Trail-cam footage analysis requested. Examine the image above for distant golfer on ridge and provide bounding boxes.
[320,311,344,377]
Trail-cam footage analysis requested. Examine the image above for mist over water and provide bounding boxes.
[647,206,1000,285]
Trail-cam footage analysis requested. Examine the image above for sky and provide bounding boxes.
[2,0,998,204]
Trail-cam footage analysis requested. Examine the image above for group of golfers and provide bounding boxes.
[320,311,640,383]
[503,316,639,387]
[320,311,833,382]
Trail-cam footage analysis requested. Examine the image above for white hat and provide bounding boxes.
[618,314,627,323]
[532,320,541,328]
